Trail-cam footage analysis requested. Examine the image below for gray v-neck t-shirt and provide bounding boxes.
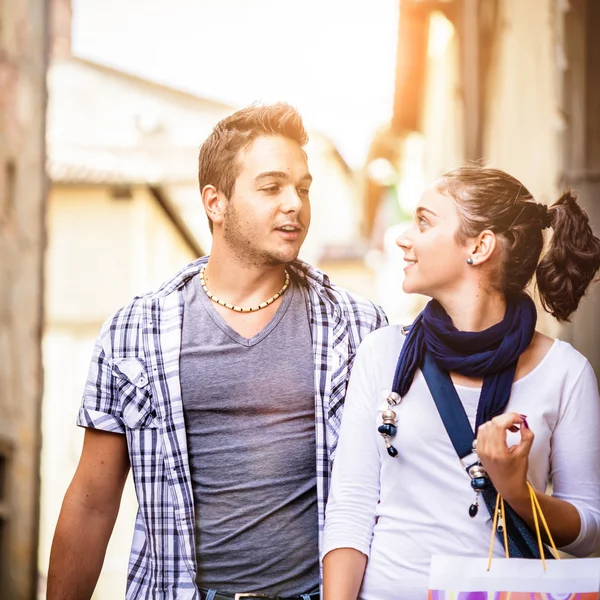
[180,273,319,595]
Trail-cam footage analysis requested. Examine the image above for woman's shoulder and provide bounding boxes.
[357,323,407,356]
[352,324,408,391]
[523,331,590,381]
[551,337,593,377]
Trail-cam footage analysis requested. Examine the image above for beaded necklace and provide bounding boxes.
[199,267,290,312]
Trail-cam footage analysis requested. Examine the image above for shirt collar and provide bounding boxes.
[157,255,332,298]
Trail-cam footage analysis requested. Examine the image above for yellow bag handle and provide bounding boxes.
[487,482,560,571]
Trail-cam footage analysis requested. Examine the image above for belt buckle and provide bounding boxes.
[234,594,271,600]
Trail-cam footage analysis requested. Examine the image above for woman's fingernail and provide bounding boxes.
[522,417,529,429]
[519,414,528,418]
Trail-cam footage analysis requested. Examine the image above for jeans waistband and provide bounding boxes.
[199,588,320,600]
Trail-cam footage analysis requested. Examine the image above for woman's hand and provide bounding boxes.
[476,412,533,504]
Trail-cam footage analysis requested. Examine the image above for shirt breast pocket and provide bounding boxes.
[112,357,158,429]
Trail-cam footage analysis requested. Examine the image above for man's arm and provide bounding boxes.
[47,428,130,600]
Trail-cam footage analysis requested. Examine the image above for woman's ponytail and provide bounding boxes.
[536,190,600,321]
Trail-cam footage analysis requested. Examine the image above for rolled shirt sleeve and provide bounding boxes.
[77,319,125,434]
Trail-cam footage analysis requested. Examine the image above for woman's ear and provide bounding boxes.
[467,230,497,265]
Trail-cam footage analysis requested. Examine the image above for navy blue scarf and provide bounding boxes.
[392,294,537,430]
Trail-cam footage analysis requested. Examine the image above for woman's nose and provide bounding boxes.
[396,229,412,250]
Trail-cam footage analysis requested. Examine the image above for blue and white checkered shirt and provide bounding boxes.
[78,256,387,599]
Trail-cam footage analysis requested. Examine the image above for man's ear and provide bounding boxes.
[202,185,225,229]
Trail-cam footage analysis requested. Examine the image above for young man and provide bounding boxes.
[47,103,387,600]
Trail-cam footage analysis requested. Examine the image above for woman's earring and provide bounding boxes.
[466,257,474,265]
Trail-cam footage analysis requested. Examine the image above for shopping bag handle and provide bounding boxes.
[488,482,560,571]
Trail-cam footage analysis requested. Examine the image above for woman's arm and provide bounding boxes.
[497,471,582,549]
[323,548,367,600]
[477,360,600,554]
[545,360,600,554]
[322,335,384,599]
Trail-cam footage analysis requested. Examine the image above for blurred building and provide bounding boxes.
[38,2,371,597]
[303,131,375,298]
[0,0,48,598]
[367,0,600,369]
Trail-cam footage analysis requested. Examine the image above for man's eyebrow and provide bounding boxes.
[416,205,438,217]
[254,171,313,183]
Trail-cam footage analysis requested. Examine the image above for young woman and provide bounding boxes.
[322,166,600,600]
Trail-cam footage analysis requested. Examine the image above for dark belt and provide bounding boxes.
[199,588,320,600]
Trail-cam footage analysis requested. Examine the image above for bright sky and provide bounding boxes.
[72,0,399,168]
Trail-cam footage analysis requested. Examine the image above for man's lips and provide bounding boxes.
[275,224,302,239]
[275,224,302,232]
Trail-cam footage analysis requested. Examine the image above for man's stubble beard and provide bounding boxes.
[222,202,299,268]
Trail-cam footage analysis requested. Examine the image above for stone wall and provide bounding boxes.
[0,0,48,597]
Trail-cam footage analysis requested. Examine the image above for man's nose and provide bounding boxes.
[281,186,303,212]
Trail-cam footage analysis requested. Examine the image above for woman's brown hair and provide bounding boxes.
[438,165,600,321]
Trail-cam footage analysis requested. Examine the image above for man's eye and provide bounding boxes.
[298,188,310,197]
[262,185,280,194]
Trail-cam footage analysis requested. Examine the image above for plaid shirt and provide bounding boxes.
[78,256,387,599]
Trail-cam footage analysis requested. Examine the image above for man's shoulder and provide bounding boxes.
[327,281,386,321]
[292,260,388,330]
[101,257,207,338]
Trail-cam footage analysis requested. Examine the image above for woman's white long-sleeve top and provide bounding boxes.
[323,325,600,600]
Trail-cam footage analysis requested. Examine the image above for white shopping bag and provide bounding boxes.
[428,555,600,600]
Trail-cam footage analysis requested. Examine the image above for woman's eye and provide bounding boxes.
[298,188,310,197]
